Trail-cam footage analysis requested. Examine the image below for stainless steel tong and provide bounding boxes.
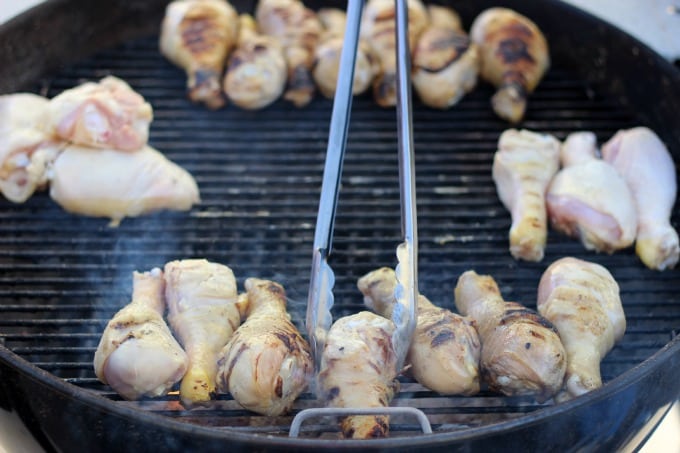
[305,0,418,371]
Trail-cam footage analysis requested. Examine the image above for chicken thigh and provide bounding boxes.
[537,257,625,400]
[94,269,189,400]
[601,127,679,270]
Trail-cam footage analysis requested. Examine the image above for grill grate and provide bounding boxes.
[1,35,679,439]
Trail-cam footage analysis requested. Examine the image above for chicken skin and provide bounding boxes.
[454,270,566,401]
[492,129,561,261]
[318,311,399,439]
[602,127,679,270]
[160,0,239,109]
[46,76,153,151]
[412,5,479,109]
[547,132,637,253]
[255,0,323,107]
[48,144,199,226]
[164,259,242,408]
[537,257,625,400]
[216,278,313,415]
[223,14,287,110]
[470,8,549,123]
[94,269,189,400]
[358,267,481,396]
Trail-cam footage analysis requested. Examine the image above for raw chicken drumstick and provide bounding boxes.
[454,270,566,400]
[317,311,399,439]
[93,269,189,400]
[49,144,200,227]
[160,0,239,109]
[164,259,243,407]
[46,76,153,151]
[216,278,313,415]
[255,0,323,107]
[223,14,287,110]
[470,8,549,123]
[312,8,377,99]
[412,5,479,109]
[537,257,626,400]
[358,267,481,395]
[547,132,637,253]
[602,127,679,270]
[492,129,561,261]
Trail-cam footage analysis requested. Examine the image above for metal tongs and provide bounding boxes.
[305,0,419,371]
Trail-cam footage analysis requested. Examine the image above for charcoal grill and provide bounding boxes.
[0,0,679,451]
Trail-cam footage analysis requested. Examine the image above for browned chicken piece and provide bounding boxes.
[412,5,479,109]
[312,8,377,99]
[93,269,189,400]
[492,129,561,261]
[255,0,323,107]
[216,278,313,415]
[49,144,200,227]
[164,260,244,408]
[454,270,566,401]
[470,7,549,123]
[537,257,626,400]
[318,311,399,439]
[0,93,65,202]
[358,267,481,395]
[160,0,239,109]
[223,14,287,110]
[46,76,153,151]
[360,0,429,107]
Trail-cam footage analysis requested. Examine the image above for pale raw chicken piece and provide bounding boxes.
[492,129,561,261]
[164,259,243,408]
[318,311,399,439]
[602,127,679,270]
[358,267,481,395]
[216,278,313,415]
[312,8,377,99]
[537,257,626,400]
[470,8,549,123]
[160,0,239,109]
[360,0,429,107]
[93,269,189,400]
[47,76,153,151]
[0,93,65,202]
[412,5,479,109]
[547,132,637,253]
[49,144,199,226]
[454,270,566,401]
[256,0,323,107]
[223,14,287,110]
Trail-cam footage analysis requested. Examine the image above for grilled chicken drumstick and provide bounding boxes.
[537,257,626,400]
[216,278,313,415]
[94,269,189,400]
[164,259,242,407]
[492,129,561,261]
[470,7,549,123]
[318,311,399,439]
[358,267,481,395]
[160,0,239,109]
[454,270,566,400]
[223,14,287,110]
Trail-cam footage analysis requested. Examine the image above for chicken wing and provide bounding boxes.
[160,0,239,109]
[48,144,199,226]
[537,257,625,400]
[470,8,549,123]
[93,268,189,400]
[358,267,481,395]
[216,278,313,415]
[492,129,561,261]
[454,270,566,400]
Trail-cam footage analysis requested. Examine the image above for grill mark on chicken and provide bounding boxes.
[223,342,248,385]
[326,386,340,401]
[430,329,456,347]
[497,37,535,64]
[180,18,223,55]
